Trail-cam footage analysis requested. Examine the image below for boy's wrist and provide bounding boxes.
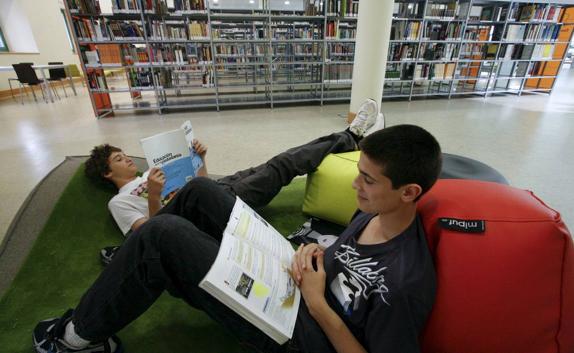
[307,297,330,319]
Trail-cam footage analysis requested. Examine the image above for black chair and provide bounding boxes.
[12,63,49,104]
[48,62,68,99]
[8,62,34,101]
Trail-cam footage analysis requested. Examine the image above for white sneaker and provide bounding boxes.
[349,98,378,137]
[364,112,386,137]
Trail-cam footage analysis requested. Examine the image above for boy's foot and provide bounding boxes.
[100,246,121,266]
[364,112,386,137]
[349,98,379,137]
[33,309,122,353]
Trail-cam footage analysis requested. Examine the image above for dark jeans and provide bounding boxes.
[72,132,356,352]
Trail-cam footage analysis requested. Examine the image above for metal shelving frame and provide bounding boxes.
[65,0,574,118]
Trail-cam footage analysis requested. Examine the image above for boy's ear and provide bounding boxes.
[103,170,113,179]
[401,184,422,202]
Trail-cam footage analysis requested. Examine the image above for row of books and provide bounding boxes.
[120,44,150,63]
[112,0,155,13]
[87,71,108,90]
[324,64,352,82]
[530,44,555,60]
[73,19,107,41]
[149,22,187,41]
[109,21,145,40]
[212,28,267,40]
[273,45,322,58]
[425,3,457,20]
[469,5,509,22]
[303,0,322,16]
[423,23,462,41]
[173,0,206,12]
[215,44,267,56]
[82,44,124,64]
[326,21,356,39]
[151,44,213,63]
[510,3,562,22]
[67,0,100,14]
[148,21,210,40]
[499,43,555,60]
[419,43,458,61]
[390,21,421,41]
[384,64,401,80]
[464,25,503,41]
[498,61,529,77]
[393,2,424,19]
[271,28,322,40]
[385,60,556,82]
[327,43,354,58]
[459,43,498,60]
[128,68,154,87]
[215,56,267,65]
[326,0,359,17]
[388,43,417,61]
[410,62,456,80]
[505,23,561,42]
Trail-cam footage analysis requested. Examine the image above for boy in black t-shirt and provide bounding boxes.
[290,125,441,352]
[33,123,442,353]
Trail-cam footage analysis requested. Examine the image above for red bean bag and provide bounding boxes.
[418,179,573,353]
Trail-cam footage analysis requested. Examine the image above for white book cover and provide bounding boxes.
[85,51,100,65]
[200,197,301,344]
[140,121,204,199]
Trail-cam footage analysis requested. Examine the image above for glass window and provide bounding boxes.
[60,9,75,52]
[0,25,8,52]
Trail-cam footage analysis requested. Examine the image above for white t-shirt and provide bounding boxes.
[108,171,150,235]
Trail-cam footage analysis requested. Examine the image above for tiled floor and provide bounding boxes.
[1,69,573,244]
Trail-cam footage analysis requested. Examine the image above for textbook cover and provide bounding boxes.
[140,121,204,199]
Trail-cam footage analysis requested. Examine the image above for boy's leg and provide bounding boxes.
[217,131,356,208]
[64,214,285,353]
[158,176,234,241]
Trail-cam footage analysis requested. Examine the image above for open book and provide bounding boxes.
[200,197,301,344]
[140,121,204,199]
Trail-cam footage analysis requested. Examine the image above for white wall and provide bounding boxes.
[0,0,81,91]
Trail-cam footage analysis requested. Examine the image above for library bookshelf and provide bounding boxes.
[65,0,574,118]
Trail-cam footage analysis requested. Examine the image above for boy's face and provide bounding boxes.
[104,151,138,180]
[352,153,411,215]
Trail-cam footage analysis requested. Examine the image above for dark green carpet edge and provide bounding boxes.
[0,166,308,353]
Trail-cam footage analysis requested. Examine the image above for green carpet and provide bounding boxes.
[0,167,308,353]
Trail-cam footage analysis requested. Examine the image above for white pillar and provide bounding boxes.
[348,0,394,122]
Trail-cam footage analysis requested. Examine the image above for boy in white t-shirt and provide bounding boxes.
[85,140,208,236]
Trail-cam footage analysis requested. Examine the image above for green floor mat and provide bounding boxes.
[0,167,308,353]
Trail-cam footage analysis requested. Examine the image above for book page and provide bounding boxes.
[200,197,300,344]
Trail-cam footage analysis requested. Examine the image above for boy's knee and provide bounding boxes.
[182,176,215,191]
[180,176,220,199]
[140,214,184,239]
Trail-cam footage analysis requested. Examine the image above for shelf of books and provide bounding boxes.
[65,0,574,117]
[386,0,574,99]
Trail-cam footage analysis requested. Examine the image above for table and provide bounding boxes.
[0,64,78,103]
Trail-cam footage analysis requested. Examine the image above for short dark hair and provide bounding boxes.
[84,144,121,187]
[359,124,442,200]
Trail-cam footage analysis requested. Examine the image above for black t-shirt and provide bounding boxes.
[292,212,436,353]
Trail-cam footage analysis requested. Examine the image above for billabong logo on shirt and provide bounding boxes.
[439,218,485,234]
[331,244,390,314]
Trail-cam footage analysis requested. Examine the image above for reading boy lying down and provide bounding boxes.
[33,101,441,353]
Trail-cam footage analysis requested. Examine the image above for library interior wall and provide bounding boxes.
[0,0,81,91]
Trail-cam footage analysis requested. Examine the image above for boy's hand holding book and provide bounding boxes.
[147,167,166,198]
